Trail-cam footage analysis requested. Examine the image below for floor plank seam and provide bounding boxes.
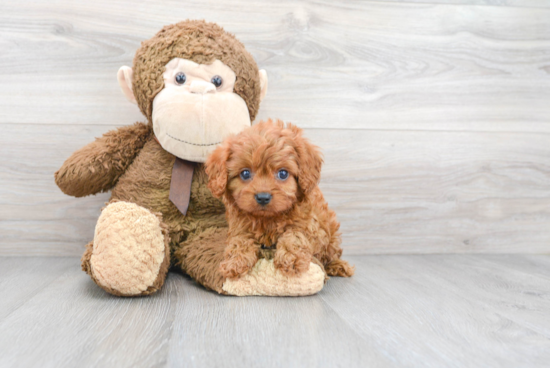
[493,310,550,341]
[463,255,550,282]
[0,263,75,324]
[4,122,550,137]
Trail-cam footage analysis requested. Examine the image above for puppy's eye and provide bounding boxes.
[211,75,223,88]
[240,169,252,181]
[277,169,289,180]
[175,72,186,85]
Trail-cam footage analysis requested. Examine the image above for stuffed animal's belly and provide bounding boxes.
[110,138,226,232]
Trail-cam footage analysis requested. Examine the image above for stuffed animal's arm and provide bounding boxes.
[55,122,152,197]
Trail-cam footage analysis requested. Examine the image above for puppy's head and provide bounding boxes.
[206,119,323,217]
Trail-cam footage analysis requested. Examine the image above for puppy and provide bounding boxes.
[206,119,354,279]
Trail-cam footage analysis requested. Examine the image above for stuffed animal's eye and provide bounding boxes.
[240,169,251,180]
[277,170,289,180]
[175,72,186,85]
[211,75,223,88]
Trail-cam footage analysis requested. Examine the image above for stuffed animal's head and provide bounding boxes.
[117,20,268,163]
[205,119,323,217]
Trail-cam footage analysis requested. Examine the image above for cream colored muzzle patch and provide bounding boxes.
[222,259,325,296]
[153,87,251,162]
[90,202,166,296]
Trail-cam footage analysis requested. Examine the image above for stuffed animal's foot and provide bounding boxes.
[222,259,325,296]
[84,201,170,296]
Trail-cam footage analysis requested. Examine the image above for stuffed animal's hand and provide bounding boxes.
[55,123,151,197]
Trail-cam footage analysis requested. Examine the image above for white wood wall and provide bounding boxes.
[1,0,549,256]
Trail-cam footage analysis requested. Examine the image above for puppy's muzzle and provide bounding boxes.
[255,192,272,206]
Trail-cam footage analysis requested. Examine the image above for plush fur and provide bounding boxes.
[55,123,151,198]
[55,21,257,295]
[222,258,326,296]
[61,123,229,294]
[133,20,261,124]
[206,120,355,279]
[84,201,170,296]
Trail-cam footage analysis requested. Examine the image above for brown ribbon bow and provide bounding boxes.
[169,157,195,216]
[154,136,195,216]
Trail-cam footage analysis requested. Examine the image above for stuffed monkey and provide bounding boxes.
[55,20,326,296]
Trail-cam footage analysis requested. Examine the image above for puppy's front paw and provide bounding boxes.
[274,249,312,277]
[219,253,257,279]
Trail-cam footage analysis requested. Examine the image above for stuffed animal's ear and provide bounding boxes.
[290,124,323,194]
[117,66,137,104]
[205,141,232,198]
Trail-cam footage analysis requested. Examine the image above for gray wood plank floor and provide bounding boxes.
[1,255,549,368]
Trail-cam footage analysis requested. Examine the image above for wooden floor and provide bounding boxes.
[0,255,549,368]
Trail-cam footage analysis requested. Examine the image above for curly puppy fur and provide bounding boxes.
[206,119,355,279]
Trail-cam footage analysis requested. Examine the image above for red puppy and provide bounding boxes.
[206,119,354,279]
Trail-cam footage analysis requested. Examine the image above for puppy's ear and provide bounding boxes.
[289,124,323,194]
[205,140,232,198]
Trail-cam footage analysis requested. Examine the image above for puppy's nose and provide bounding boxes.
[255,192,272,206]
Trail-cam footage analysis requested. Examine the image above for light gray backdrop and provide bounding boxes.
[1,0,549,256]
